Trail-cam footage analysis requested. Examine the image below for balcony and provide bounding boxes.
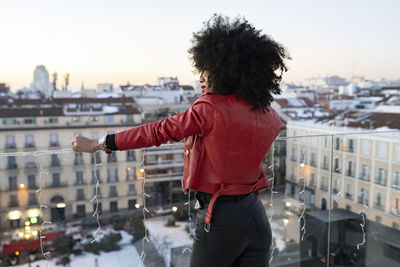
[1,131,400,267]
[359,175,369,182]
[24,143,36,149]
[49,142,60,147]
[7,163,18,169]
[25,162,36,169]
[5,143,16,149]
[392,184,400,191]
[107,176,119,183]
[109,191,118,198]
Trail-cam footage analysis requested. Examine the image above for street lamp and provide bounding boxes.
[172,206,178,213]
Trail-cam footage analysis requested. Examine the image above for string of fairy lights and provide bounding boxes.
[297,149,307,242]
[267,146,277,264]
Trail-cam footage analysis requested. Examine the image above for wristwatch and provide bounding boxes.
[98,135,112,154]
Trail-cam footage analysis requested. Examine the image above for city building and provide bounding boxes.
[284,116,400,230]
[0,96,143,231]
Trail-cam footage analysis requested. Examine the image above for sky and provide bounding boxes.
[0,0,399,91]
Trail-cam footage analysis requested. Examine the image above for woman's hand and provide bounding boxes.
[71,135,100,153]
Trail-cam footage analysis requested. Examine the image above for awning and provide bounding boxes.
[1,232,62,255]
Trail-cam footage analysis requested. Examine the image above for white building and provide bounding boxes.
[31,65,52,98]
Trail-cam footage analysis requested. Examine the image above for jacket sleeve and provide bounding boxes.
[114,96,215,151]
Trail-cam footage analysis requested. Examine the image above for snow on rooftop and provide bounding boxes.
[373,105,400,113]
[103,105,119,114]
[287,98,306,107]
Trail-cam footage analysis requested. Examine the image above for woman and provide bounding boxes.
[72,14,289,267]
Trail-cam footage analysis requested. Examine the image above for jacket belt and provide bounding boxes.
[204,177,269,232]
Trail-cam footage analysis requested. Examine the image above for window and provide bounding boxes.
[76,188,85,200]
[127,150,136,161]
[359,188,368,204]
[378,168,386,185]
[310,173,316,187]
[376,193,383,208]
[48,117,59,124]
[91,152,101,164]
[8,176,17,190]
[7,156,17,169]
[394,172,400,188]
[93,187,102,198]
[107,168,118,182]
[299,151,306,163]
[128,184,136,195]
[107,152,117,162]
[27,175,36,189]
[361,140,370,156]
[91,170,101,184]
[51,154,60,166]
[109,185,118,197]
[25,134,35,148]
[348,139,355,153]
[397,146,400,162]
[49,133,59,146]
[76,204,86,218]
[347,161,354,177]
[322,155,328,170]
[23,118,36,124]
[377,142,387,159]
[75,171,84,185]
[291,148,297,161]
[335,138,341,150]
[334,158,340,173]
[74,152,84,165]
[52,173,61,187]
[93,203,102,215]
[310,153,316,167]
[5,135,16,149]
[9,194,18,207]
[323,136,328,148]
[376,216,382,224]
[25,155,36,168]
[360,164,368,180]
[321,177,328,191]
[28,192,37,205]
[3,118,17,125]
[126,167,136,181]
[128,199,137,210]
[110,201,118,212]
[345,184,352,199]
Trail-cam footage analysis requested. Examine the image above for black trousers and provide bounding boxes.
[190,192,272,267]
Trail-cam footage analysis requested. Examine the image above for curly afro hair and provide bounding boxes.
[189,14,290,112]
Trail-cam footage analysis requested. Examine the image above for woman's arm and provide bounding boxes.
[71,95,215,153]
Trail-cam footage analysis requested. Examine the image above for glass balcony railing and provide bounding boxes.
[0,131,400,266]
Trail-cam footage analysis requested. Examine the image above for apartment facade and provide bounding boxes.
[0,97,144,231]
[285,121,400,230]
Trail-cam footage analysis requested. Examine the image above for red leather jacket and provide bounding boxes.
[115,92,282,226]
